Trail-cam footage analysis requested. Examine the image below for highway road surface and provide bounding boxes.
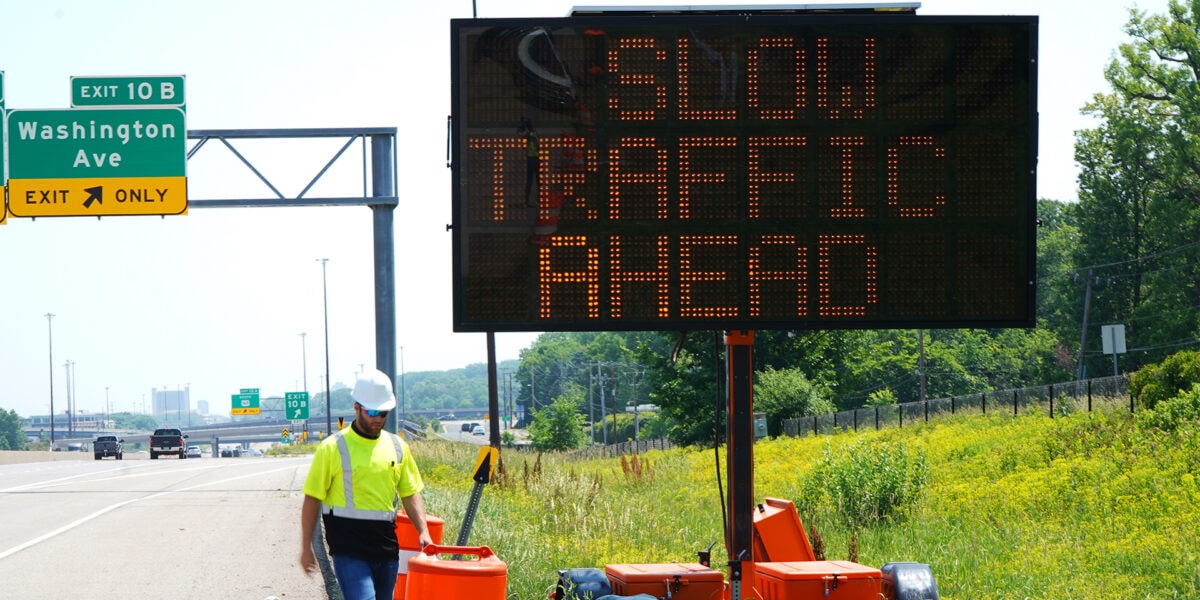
[0,453,331,599]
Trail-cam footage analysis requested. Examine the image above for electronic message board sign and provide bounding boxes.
[450,13,1037,332]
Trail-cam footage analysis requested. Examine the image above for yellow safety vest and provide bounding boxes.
[321,428,405,522]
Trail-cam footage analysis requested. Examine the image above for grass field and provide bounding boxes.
[409,406,1200,599]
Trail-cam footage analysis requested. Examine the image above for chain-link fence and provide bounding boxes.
[783,375,1131,438]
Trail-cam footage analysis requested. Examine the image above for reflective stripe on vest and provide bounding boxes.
[322,429,405,522]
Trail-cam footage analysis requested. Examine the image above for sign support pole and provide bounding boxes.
[725,330,755,599]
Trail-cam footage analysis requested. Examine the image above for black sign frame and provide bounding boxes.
[450,13,1038,332]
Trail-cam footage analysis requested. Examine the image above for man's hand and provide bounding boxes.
[299,494,323,577]
[300,546,318,576]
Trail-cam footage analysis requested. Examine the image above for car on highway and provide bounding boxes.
[186,446,202,459]
[94,435,124,460]
[472,425,486,436]
[149,428,188,459]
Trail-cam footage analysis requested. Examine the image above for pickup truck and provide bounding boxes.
[149,428,189,459]
[94,435,124,460]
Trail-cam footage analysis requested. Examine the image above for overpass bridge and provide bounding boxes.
[31,414,430,451]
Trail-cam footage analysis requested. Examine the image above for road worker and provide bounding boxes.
[300,368,432,600]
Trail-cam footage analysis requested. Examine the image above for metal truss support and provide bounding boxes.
[185,128,399,429]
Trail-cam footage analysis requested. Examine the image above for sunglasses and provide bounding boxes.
[359,406,389,418]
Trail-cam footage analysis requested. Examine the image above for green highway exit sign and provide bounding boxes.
[71,75,185,107]
[285,392,310,420]
[7,107,186,179]
[232,388,260,416]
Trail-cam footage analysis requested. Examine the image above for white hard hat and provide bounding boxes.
[352,368,397,411]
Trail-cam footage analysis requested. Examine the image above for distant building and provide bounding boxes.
[152,386,192,427]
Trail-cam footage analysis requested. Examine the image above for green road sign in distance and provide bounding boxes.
[7,107,186,179]
[232,393,259,407]
[285,392,310,420]
[231,390,260,415]
[71,75,185,107]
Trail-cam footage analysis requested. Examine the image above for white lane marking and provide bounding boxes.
[0,462,306,560]
[0,462,178,493]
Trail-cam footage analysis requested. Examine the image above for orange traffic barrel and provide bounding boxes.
[393,511,444,600]
[405,544,507,600]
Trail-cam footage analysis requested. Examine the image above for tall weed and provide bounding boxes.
[407,409,1200,600]
[797,438,928,527]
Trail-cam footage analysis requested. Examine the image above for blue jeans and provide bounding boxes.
[332,554,398,600]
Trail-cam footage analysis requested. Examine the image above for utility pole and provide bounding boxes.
[1076,268,1096,386]
[608,364,619,443]
[918,329,927,403]
[588,367,595,446]
[599,365,608,445]
[529,369,537,414]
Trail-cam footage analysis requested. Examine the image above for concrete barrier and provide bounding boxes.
[0,450,91,465]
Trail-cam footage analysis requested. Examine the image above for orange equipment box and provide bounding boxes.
[756,560,882,600]
[405,544,507,600]
[752,497,816,562]
[605,563,724,600]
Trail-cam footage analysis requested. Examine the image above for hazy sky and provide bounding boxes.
[0,0,1167,419]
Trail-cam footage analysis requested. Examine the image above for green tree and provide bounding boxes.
[1035,199,1085,352]
[527,392,588,452]
[636,331,724,447]
[1130,349,1200,409]
[517,333,586,416]
[1071,1,1200,374]
[633,412,669,440]
[754,367,834,436]
[0,408,25,450]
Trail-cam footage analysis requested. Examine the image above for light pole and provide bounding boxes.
[318,258,332,435]
[299,332,308,394]
[70,361,77,434]
[64,360,74,435]
[45,313,56,445]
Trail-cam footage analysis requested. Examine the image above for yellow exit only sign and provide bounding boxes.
[7,176,187,217]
